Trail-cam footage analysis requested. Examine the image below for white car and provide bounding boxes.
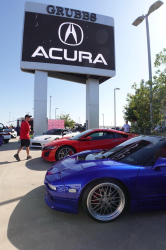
[30,128,80,148]
[0,123,12,143]
[0,131,11,143]
[10,129,17,138]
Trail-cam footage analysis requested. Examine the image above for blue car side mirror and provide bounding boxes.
[153,157,166,171]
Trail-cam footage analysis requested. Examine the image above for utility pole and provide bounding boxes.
[114,88,120,128]
[55,108,58,119]
[9,112,11,125]
[49,95,52,119]
[102,114,104,127]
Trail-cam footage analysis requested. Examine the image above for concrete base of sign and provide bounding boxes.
[86,78,99,129]
[34,71,48,136]
[33,73,99,134]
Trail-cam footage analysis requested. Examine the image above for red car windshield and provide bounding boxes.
[69,129,93,140]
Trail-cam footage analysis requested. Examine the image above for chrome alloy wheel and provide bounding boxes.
[58,147,75,160]
[87,183,125,221]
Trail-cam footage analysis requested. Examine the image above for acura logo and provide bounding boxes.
[58,22,84,46]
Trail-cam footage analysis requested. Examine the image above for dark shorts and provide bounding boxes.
[21,139,30,147]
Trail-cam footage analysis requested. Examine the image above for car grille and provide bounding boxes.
[32,143,41,146]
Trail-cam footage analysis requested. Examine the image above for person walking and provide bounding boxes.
[122,121,131,133]
[14,115,32,161]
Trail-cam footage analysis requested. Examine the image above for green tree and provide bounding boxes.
[154,48,166,114]
[123,80,162,133]
[154,48,166,67]
[124,48,166,134]
[60,114,75,128]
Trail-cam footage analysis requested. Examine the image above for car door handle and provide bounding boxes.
[113,140,118,142]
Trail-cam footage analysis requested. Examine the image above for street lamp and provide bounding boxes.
[132,0,164,125]
[55,108,58,119]
[114,88,120,128]
[9,112,11,125]
[102,114,104,127]
[49,95,52,119]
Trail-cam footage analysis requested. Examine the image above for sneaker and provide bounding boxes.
[14,154,21,161]
[27,156,32,160]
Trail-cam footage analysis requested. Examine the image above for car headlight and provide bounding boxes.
[44,137,51,140]
[43,146,57,150]
[48,183,57,191]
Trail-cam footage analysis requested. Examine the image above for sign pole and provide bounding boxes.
[34,70,48,135]
[86,78,99,129]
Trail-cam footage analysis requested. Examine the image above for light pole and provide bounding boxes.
[9,112,11,125]
[114,88,120,128]
[132,0,164,125]
[32,108,34,117]
[55,108,58,119]
[102,114,104,127]
[49,95,52,119]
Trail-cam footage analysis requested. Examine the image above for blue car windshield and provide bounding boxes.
[103,136,162,165]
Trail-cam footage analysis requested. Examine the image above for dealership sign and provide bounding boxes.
[21,2,115,84]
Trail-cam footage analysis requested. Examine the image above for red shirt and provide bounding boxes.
[20,121,30,139]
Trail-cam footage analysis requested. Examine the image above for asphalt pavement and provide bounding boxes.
[0,138,166,250]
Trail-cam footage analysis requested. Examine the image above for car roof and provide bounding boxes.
[87,128,130,135]
[131,135,166,143]
[47,128,67,131]
[139,135,166,139]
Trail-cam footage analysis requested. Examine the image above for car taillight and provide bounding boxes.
[3,132,10,135]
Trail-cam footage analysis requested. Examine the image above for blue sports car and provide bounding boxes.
[44,135,166,222]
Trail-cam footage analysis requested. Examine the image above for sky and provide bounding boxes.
[0,0,166,127]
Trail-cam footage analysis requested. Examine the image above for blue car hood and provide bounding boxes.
[46,149,117,176]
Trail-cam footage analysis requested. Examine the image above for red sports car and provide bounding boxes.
[42,129,137,162]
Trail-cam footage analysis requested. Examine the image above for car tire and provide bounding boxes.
[56,146,76,161]
[82,179,128,222]
[4,139,9,143]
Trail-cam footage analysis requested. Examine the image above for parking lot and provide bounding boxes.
[0,139,166,250]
